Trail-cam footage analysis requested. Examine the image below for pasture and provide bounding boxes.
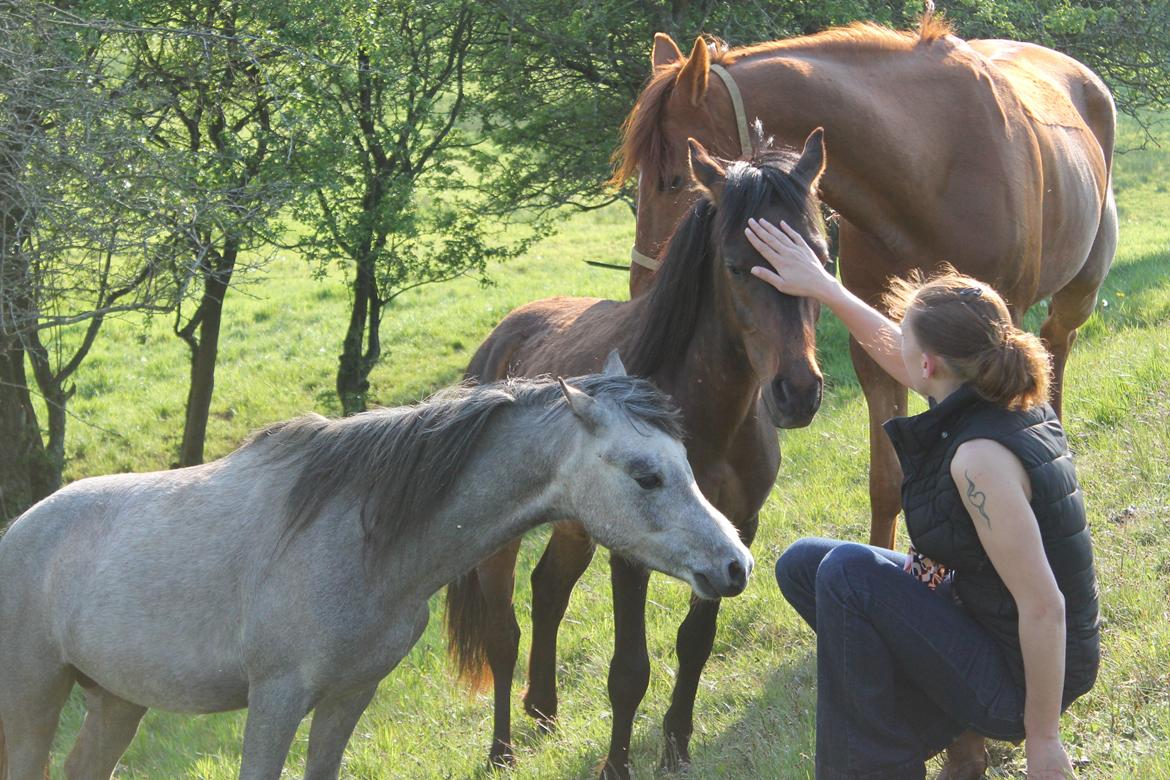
[38,115,1170,777]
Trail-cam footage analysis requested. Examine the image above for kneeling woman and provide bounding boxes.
[746,218,1099,780]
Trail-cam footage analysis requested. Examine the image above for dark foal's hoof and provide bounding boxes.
[659,733,692,773]
[488,743,517,771]
[598,759,631,780]
[522,696,558,735]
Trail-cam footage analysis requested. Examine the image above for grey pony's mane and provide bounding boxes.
[243,374,684,561]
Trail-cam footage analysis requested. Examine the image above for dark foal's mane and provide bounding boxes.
[244,374,682,560]
[624,145,824,378]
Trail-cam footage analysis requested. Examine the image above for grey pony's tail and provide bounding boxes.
[444,569,494,693]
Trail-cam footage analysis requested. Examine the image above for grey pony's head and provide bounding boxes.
[555,350,753,599]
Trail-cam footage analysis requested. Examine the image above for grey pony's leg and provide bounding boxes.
[63,686,147,780]
[302,685,378,780]
[0,666,73,780]
[239,681,312,780]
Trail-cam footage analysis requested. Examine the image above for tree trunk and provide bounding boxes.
[336,253,378,416]
[0,338,52,522]
[178,243,236,467]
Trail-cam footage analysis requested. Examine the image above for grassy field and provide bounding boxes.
[32,113,1170,778]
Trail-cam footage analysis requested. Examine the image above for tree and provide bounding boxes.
[0,1,173,521]
[115,0,310,464]
[295,0,538,415]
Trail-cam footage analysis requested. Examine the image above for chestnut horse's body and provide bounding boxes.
[447,138,829,778]
[618,18,1117,548]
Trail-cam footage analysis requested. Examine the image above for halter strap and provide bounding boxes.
[631,245,661,272]
[630,63,748,275]
[709,63,751,159]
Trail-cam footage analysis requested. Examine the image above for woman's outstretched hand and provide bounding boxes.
[746,218,838,301]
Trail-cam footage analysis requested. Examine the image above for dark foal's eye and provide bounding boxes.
[635,473,663,490]
[726,263,747,278]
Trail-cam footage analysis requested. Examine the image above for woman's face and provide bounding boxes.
[901,311,930,395]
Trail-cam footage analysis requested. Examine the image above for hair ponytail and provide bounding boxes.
[969,329,1052,410]
[883,267,1053,411]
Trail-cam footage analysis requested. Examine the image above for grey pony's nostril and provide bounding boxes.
[728,560,747,590]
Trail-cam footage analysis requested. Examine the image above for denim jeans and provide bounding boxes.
[775,537,1027,780]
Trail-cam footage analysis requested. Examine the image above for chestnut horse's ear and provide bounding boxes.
[792,127,827,191]
[675,36,710,106]
[652,32,683,70]
[687,137,726,201]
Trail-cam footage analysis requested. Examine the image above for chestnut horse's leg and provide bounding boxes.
[1040,191,1117,418]
[852,336,908,549]
[600,554,651,780]
[660,512,757,770]
[476,540,524,767]
[523,524,596,732]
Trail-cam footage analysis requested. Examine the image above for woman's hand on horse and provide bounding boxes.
[746,218,836,300]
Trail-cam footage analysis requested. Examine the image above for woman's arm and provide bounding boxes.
[745,218,913,388]
[951,439,1075,779]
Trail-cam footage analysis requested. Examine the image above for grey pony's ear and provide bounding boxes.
[602,349,627,377]
[558,378,600,430]
[792,127,826,191]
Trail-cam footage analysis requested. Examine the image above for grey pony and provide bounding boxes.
[0,352,753,780]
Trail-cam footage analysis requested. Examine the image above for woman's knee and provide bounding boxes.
[775,537,839,600]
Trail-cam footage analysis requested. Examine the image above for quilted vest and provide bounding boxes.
[883,384,1100,700]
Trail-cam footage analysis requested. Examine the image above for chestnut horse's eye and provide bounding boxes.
[661,175,685,192]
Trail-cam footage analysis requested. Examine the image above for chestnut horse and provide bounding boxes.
[614,16,1117,549]
[446,132,829,778]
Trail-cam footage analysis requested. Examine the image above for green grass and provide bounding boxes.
[33,113,1170,778]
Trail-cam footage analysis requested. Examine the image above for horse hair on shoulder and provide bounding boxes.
[243,374,683,561]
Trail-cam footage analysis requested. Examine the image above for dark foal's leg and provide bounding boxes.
[600,554,651,780]
[477,540,524,768]
[660,513,758,770]
[524,525,596,733]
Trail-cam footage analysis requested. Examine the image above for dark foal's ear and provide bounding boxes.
[792,127,827,191]
[602,350,628,377]
[687,138,726,202]
[558,378,600,431]
[675,36,710,106]
[652,32,683,70]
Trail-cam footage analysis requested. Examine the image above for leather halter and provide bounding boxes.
[630,62,751,274]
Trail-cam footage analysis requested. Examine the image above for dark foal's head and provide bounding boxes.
[626,127,827,429]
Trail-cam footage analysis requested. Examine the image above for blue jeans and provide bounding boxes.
[775,538,1026,780]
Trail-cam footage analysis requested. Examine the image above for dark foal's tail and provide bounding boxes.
[445,569,494,692]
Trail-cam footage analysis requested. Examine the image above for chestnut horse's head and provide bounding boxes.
[613,34,752,295]
[625,129,828,429]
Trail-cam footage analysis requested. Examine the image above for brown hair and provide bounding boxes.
[882,267,1052,410]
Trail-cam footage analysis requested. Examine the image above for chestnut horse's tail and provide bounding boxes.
[445,568,493,692]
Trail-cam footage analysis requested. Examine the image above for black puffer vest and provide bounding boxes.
[883,384,1100,700]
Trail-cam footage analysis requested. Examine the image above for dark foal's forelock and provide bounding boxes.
[248,374,682,560]
[625,149,824,378]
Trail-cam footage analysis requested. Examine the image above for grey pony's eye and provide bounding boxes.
[635,473,663,490]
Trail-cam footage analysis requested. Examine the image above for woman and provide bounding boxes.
[746,217,1099,780]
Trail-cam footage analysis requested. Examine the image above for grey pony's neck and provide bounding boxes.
[384,405,577,605]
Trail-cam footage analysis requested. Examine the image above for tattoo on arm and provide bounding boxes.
[965,471,992,528]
